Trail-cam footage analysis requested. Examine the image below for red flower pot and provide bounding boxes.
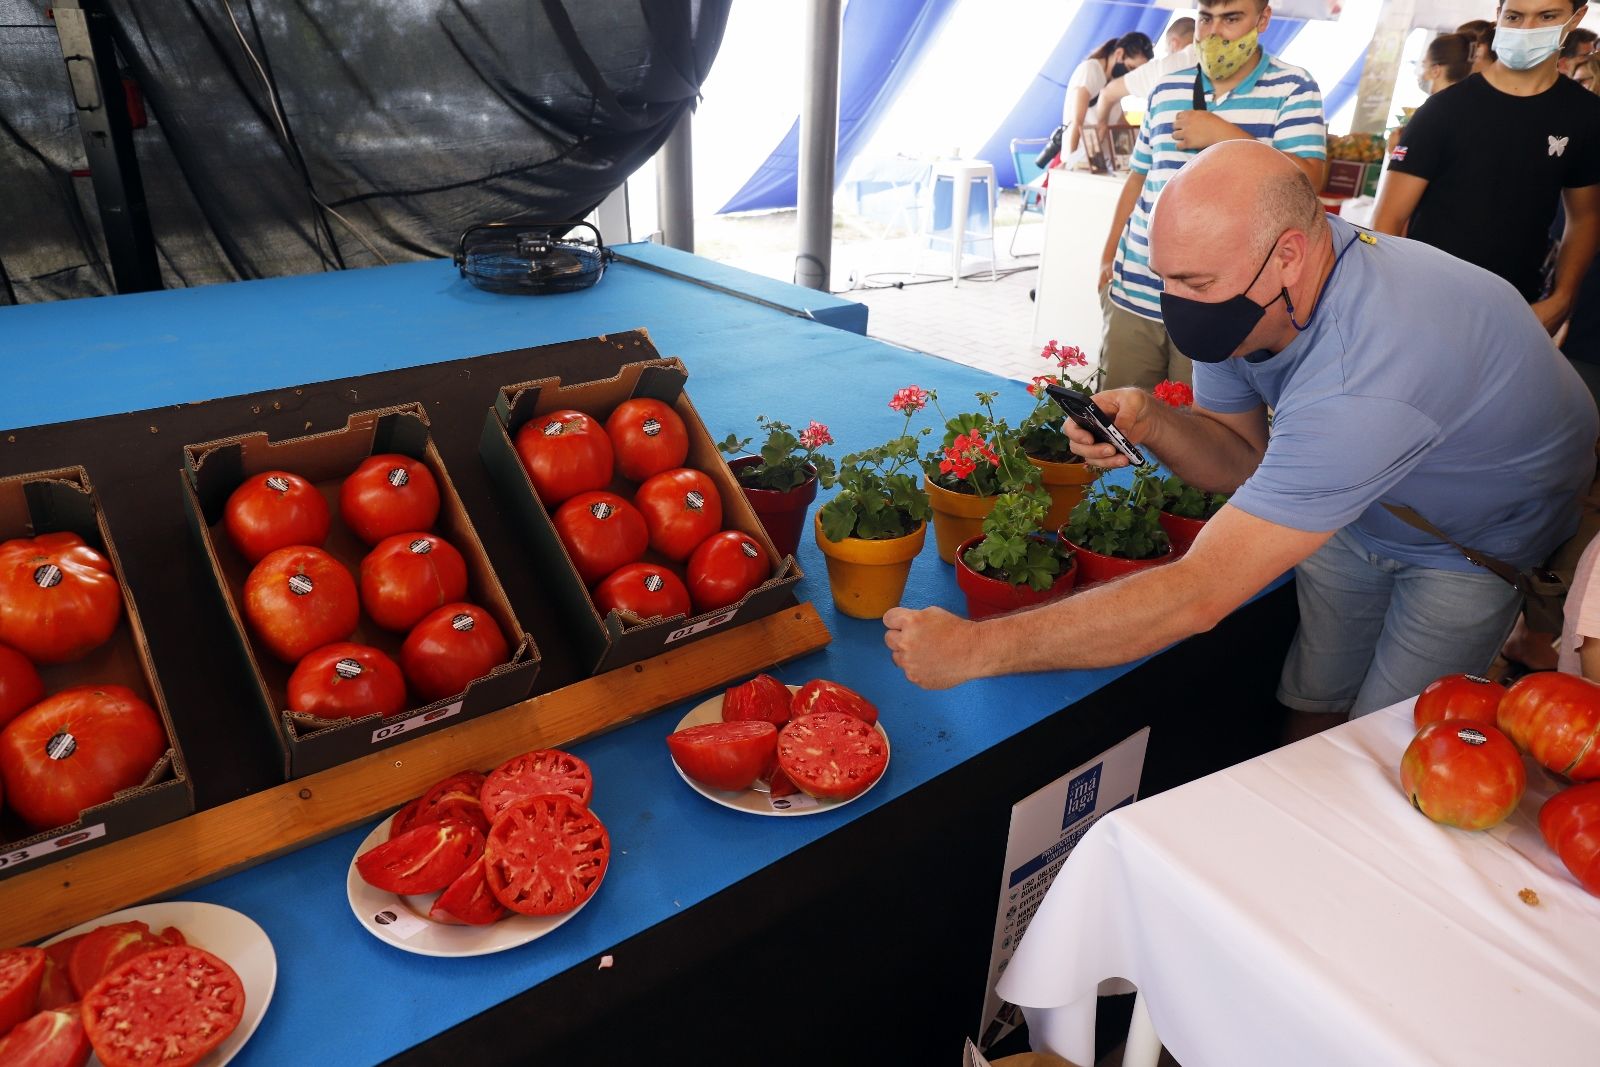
[954,535,1077,620]
[729,456,818,561]
[1158,510,1207,557]
[1059,533,1174,588]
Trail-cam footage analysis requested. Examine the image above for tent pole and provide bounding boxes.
[795,0,842,291]
[656,110,694,252]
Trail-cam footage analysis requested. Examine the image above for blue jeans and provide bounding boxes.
[1278,529,1523,718]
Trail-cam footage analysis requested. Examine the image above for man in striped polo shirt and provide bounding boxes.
[1095,0,1327,390]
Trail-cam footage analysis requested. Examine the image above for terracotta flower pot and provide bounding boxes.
[1058,531,1174,588]
[954,534,1077,620]
[1158,510,1208,557]
[729,456,818,560]
[1027,454,1100,531]
[925,475,999,565]
[814,515,927,620]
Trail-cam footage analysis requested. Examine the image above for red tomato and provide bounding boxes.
[666,720,778,791]
[429,855,508,926]
[0,1007,91,1066]
[401,603,510,703]
[722,674,793,727]
[287,643,408,721]
[222,470,331,563]
[767,765,800,798]
[553,492,648,585]
[356,818,484,895]
[0,533,121,665]
[412,769,490,836]
[514,409,614,506]
[388,796,425,841]
[593,563,692,622]
[686,530,769,612]
[0,947,45,1039]
[0,642,44,730]
[1399,720,1526,830]
[792,678,879,726]
[243,546,359,663]
[1497,671,1600,779]
[36,933,84,1010]
[67,921,182,1000]
[0,685,166,831]
[483,794,610,916]
[359,532,469,632]
[81,946,244,1067]
[1540,781,1600,897]
[481,749,594,819]
[634,468,723,562]
[605,398,689,482]
[1414,673,1505,729]
[778,711,889,800]
[339,454,441,546]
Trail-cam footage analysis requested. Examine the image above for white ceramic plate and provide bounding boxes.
[345,814,594,958]
[669,685,891,817]
[43,901,275,1067]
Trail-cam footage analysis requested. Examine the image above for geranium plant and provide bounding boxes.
[719,416,837,491]
[818,386,934,542]
[1139,379,1229,519]
[962,487,1073,591]
[1020,340,1099,462]
[1061,477,1170,560]
[924,391,1041,497]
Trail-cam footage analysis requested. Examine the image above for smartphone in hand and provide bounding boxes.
[1044,384,1148,467]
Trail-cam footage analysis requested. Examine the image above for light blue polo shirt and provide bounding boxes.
[1110,52,1327,321]
[1197,214,1598,571]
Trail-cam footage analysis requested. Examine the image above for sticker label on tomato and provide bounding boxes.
[590,501,614,521]
[288,574,314,596]
[685,491,705,512]
[369,906,429,940]
[335,658,364,680]
[642,418,662,437]
[409,538,433,555]
[740,540,759,558]
[266,475,291,493]
[370,699,464,744]
[542,420,565,437]
[1457,728,1487,746]
[0,822,106,872]
[665,607,738,644]
[1465,674,1492,685]
[451,613,475,632]
[387,467,410,488]
[33,564,62,588]
[643,573,664,593]
[45,732,77,760]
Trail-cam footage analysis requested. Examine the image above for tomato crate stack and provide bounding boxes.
[181,405,540,778]
[0,468,192,882]
[480,334,805,676]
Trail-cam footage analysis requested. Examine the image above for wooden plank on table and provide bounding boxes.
[0,603,831,946]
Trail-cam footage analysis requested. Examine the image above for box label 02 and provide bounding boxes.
[665,607,738,645]
[0,822,108,872]
[371,700,465,744]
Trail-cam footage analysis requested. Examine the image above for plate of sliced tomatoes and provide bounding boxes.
[667,676,890,817]
[346,749,610,958]
[26,900,274,1067]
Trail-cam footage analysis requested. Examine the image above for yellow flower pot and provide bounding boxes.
[1028,454,1101,530]
[925,476,1000,565]
[813,515,927,620]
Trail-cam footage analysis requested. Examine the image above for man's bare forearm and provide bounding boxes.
[1144,406,1266,495]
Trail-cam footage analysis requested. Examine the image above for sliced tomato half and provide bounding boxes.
[483,795,610,916]
[666,720,778,792]
[356,819,484,896]
[767,765,800,798]
[480,749,594,820]
[82,946,244,1067]
[0,947,46,1038]
[778,711,888,801]
[35,933,85,1011]
[721,674,793,727]
[414,770,490,836]
[429,855,508,926]
[791,678,879,726]
[0,1007,91,1067]
[66,922,181,1000]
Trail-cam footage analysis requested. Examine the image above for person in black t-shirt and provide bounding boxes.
[1373,0,1600,337]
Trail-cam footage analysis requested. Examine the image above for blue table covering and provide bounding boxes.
[1,250,1145,1064]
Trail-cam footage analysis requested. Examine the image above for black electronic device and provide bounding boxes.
[455,220,613,295]
[1044,384,1148,467]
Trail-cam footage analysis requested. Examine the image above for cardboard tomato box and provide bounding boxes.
[0,467,192,883]
[480,343,804,675]
[181,404,540,778]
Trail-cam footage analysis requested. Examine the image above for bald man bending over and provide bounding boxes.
[885,141,1598,723]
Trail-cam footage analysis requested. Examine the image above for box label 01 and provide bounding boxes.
[0,822,107,872]
[665,607,738,645]
[371,700,465,744]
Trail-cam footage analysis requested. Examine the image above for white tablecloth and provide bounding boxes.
[996,700,1600,1067]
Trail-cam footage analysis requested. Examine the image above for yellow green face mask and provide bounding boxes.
[1199,28,1259,82]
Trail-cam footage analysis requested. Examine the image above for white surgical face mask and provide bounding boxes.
[1493,15,1577,71]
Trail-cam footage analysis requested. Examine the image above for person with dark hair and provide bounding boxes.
[1063,32,1155,165]
[1420,32,1474,93]
[1374,0,1600,337]
[1458,18,1497,72]
[1093,17,1199,127]
[1560,26,1600,75]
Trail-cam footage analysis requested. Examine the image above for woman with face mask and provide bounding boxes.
[1419,33,1474,94]
[1063,32,1155,167]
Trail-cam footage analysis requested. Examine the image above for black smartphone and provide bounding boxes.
[1044,384,1148,467]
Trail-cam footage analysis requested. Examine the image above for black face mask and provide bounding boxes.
[1111,61,1130,78]
[1159,242,1288,364]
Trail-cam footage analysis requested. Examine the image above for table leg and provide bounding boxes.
[1123,990,1163,1067]
[951,173,970,288]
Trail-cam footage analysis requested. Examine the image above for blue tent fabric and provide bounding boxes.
[719,0,958,214]
[1321,52,1366,123]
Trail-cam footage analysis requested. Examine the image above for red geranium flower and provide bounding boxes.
[798,420,833,448]
[889,386,930,414]
[1026,375,1055,398]
[1153,380,1194,408]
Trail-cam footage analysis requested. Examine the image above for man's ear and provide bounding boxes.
[1277,229,1311,287]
